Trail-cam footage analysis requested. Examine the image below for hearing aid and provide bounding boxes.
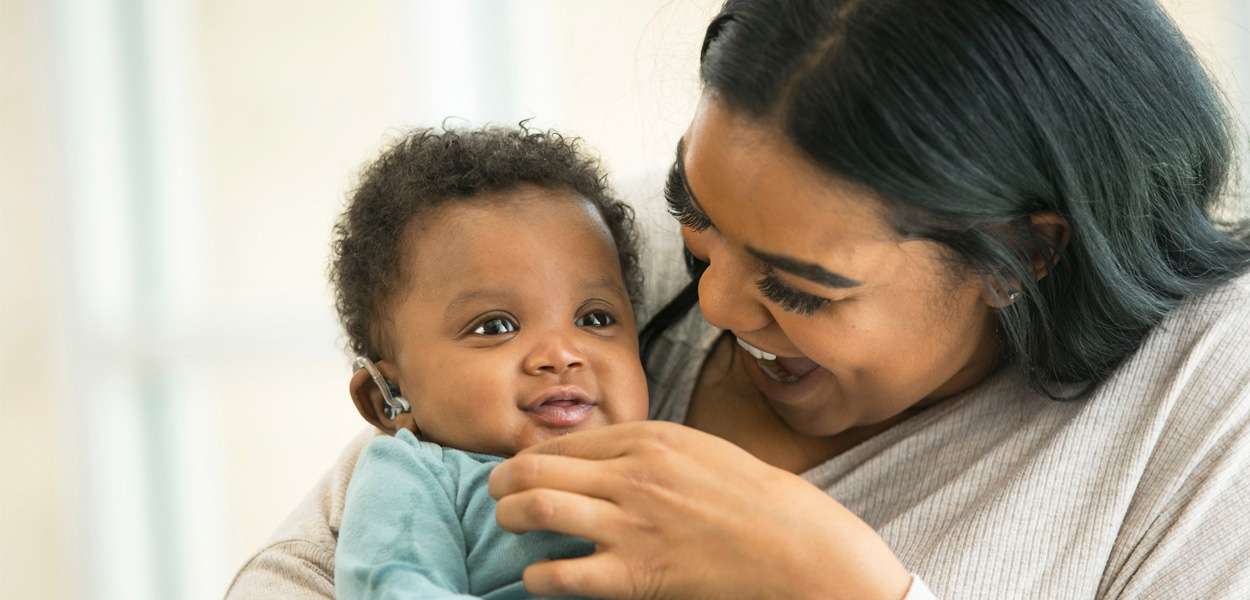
[354,356,412,420]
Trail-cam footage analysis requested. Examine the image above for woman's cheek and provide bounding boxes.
[681,226,712,262]
[776,312,833,362]
[782,305,870,373]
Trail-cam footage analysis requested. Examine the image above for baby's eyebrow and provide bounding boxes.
[581,275,630,302]
[443,289,513,319]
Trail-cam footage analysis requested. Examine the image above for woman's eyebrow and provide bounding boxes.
[746,247,862,289]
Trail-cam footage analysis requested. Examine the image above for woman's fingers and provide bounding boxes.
[488,453,618,500]
[516,420,696,460]
[492,421,907,599]
[494,487,628,541]
[516,426,626,459]
[489,417,913,599]
[523,553,650,600]
[493,421,711,501]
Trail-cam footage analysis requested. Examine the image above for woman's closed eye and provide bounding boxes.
[665,162,712,233]
[756,267,832,316]
[473,316,518,336]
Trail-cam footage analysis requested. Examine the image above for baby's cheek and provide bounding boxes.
[633,364,652,419]
[617,381,651,423]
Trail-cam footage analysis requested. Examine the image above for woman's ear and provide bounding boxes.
[1027,210,1070,282]
[349,361,417,435]
[980,211,1071,307]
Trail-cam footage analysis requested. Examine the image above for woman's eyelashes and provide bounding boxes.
[664,165,712,233]
[662,155,829,317]
[756,268,832,316]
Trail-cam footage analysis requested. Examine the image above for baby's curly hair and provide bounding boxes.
[330,125,643,361]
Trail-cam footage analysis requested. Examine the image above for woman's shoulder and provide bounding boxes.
[1085,273,1250,597]
[1021,271,1250,430]
[1112,271,1250,428]
[1160,270,1250,331]
[1126,271,1250,388]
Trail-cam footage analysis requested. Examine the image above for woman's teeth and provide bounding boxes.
[737,339,801,383]
[736,338,777,361]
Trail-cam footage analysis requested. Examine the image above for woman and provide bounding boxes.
[227,0,1250,598]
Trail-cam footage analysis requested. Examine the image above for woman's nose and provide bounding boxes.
[697,246,774,334]
[523,331,587,375]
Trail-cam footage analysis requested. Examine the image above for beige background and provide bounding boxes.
[2,1,1246,599]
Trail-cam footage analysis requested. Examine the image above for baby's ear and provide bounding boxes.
[349,362,416,435]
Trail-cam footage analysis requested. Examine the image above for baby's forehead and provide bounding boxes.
[407,186,612,252]
[392,190,627,298]
[415,185,605,229]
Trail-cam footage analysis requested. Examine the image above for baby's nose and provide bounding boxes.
[523,333,586,375]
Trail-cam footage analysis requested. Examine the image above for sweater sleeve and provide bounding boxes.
[903,576,938,600]
[334,432,480,600]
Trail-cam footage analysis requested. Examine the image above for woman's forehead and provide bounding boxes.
[682,95,899,267]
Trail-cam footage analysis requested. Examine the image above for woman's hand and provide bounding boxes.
[488,421,913,600]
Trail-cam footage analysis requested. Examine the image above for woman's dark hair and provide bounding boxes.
[641,0,1250,399]
[332,125,643,361]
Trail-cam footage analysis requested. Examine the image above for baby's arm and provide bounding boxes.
[334,433,477,600]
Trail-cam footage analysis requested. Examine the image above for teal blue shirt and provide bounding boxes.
[335,429,594,599]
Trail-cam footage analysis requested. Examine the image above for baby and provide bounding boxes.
[329,126,650,599]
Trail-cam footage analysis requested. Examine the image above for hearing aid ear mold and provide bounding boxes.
[354,356,412,420]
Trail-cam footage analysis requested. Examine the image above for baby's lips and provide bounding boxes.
[523,384,593,411]
[526,390,596,428]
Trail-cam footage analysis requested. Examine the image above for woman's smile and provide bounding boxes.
[736,337,821,383]
[736,339,834,407]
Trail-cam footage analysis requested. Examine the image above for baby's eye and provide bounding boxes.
[575,312,614,328]
[472,317,517,336]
